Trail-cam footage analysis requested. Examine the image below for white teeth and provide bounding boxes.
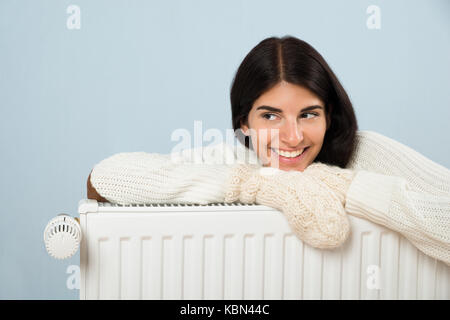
[273,148,306,158]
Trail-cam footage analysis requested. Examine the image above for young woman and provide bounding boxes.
[230,36,357,172]
[87,36,450,265]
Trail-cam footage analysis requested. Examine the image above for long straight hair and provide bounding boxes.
[230,36,358,168]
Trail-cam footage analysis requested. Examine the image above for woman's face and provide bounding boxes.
[241,81,329,172]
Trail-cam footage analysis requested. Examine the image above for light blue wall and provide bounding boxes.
[0,0,448,299]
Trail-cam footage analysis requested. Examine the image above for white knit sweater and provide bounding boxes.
[344,131,450,266]
[90,130,450,265]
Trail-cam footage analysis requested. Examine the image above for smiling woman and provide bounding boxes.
[241,82,329,171]
[85,35,450,264]
[231,36,358,171]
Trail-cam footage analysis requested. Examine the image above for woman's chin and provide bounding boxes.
[263,162,305,172]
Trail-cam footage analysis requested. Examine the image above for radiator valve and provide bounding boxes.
[44,214,82,259]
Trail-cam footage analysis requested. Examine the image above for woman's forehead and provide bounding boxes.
[253,83,324,109]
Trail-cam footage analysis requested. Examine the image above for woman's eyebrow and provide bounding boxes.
[255,105,323,113]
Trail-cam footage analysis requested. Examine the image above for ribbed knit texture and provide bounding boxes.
[89,131,450,264]
[302,162,356,206]
[344,131,450,265]
[347,131,450,196]
[90,143,353,249]
[223,164,351,249]
[90,152,234,205]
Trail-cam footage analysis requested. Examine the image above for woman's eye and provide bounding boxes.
[262,113,277,120]
[301,112,319,119]
[262,112,318,120]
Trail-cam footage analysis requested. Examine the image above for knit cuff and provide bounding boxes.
[304,162,357,204]
[223,163,261,203]
[171,163,235,204]
[344,170,402,224]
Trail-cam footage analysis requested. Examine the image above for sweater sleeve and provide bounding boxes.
[344,170,450,265]
[170,141,262,166]
[90,152,234,205]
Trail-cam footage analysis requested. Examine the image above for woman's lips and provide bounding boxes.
[271,147,309,164]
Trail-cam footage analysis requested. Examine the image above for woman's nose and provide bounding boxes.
[280,121,303,146]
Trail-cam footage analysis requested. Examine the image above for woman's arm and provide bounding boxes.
[339,130,450,265]
[88,152,234,205]
[224,164,353,249]
[88,151,352,249]
[345,170,450,266]
[297,161,450,265]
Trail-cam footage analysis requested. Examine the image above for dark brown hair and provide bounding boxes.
[230,35,358,168]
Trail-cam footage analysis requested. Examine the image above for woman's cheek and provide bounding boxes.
[254,135,272,165]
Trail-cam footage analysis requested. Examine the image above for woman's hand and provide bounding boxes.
[223,164,353,249]
[303,162,357,205]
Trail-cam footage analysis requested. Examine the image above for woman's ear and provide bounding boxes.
[240,120,249,136]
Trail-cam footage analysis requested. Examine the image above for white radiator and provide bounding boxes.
[78,199,450,300]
